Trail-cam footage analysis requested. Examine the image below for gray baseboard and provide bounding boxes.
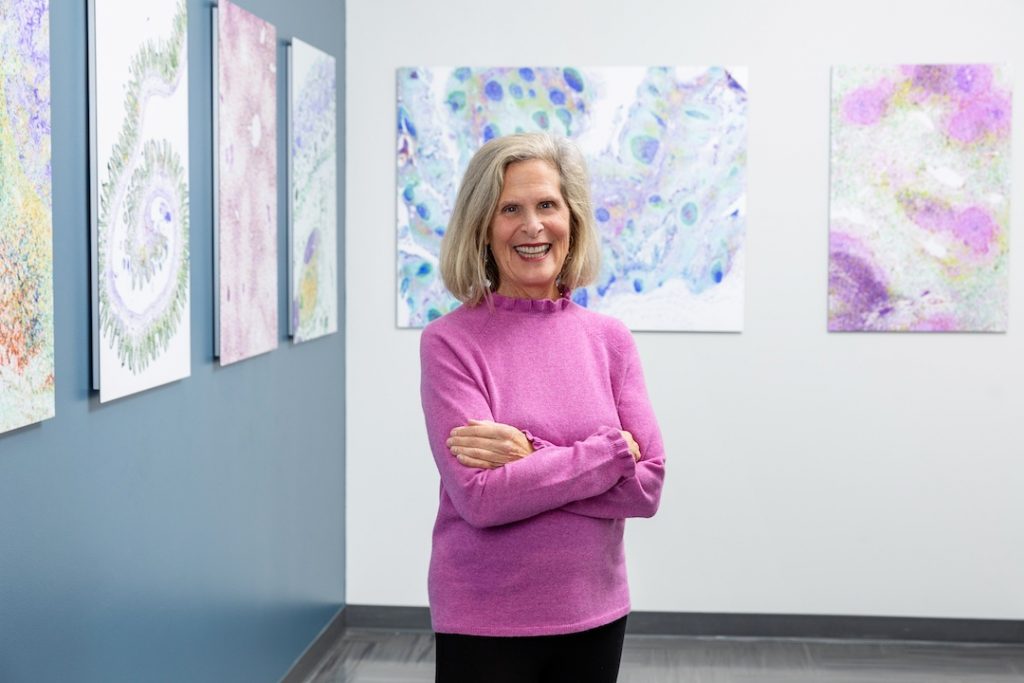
[344,603,434,630]
[339,604,1024,644]
[625,611,1024,643]
[282,603,1024,679]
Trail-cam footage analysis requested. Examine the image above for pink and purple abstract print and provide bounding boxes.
[216,0,277,364]
[829,64,1011,332]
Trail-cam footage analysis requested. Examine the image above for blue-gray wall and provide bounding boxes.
[0,1,345,681]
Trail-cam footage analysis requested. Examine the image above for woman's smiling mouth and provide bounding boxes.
[513,244,552,260]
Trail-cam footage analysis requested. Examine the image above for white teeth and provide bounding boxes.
[514,244,551,255]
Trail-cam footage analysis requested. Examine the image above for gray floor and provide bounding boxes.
[303,628,1024,682]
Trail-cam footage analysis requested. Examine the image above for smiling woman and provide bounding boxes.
[439,133,600,307]
[420,133,666,683]
[487,159,571,301]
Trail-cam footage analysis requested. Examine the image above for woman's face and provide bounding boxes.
[488,159,572,300]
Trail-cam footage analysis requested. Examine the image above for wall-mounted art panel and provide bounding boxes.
[396,66,748,331]
[214,0,277,365]
[288,38,337,343]
[1,0,54,433]
[89,0,190,402]
[830,64,1011,332]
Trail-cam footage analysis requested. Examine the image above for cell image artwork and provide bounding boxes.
[91,0,191,402]
[289,38,337,343]
[216,0,278,365]
[1,0,53,434]
[396,66,748,330]
[830,64,1011,332]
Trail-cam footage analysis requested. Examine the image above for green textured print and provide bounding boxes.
[97,0,189,374]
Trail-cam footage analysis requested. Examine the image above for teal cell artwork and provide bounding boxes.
[1,0,54,433]
[830,64,1011,332]
[91,0,191,402]
[396,66,748,330]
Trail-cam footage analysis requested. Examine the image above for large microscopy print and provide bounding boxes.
[830,64,1011,332]
[397,66,748,331]
[289,38,337,343]
[215,0,278,364]
[1,0,53,433]
[90,0,191,402]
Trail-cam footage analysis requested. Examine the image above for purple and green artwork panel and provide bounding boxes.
[289,38,337,343]
[1,0,54,433]
[829,64,1011,332]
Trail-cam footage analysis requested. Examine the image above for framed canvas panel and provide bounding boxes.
[396,66,748,331]
[213,0,278,365]
[829,64,1011,332]
[88,0,191,402]
[288,38,337,343]
[1,0,54,433]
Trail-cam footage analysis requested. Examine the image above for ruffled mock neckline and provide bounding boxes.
[488,289,573,313]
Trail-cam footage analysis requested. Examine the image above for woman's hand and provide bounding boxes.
[621,430,642,462]
[448,419,536,469]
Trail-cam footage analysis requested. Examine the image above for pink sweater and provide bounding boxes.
[420,291,666,636]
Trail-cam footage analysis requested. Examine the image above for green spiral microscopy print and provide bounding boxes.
[97,0,189,374]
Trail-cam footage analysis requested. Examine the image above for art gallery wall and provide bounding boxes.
[346,0,1024,618]
[0,2,345,682]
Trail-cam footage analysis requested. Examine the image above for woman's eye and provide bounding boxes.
[540,201,554,209]
[503,205,518,214]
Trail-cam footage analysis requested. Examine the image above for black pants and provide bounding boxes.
[435,615,627,683]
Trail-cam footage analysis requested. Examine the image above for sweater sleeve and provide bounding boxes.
[559,328,665,520]
[420,325,636,529]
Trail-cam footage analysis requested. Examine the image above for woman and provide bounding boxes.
[420,132,665,683]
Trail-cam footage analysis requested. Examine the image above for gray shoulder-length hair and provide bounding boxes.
[439,132,601,305]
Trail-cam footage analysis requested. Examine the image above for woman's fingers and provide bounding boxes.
[456,420,511,439]
[447,435,506,450]
[447,435,525,456]
[461,419,526,440]
[621,430,642,462]
[455,453,500,469]
[452,420,534,459]
[450,446,522,465]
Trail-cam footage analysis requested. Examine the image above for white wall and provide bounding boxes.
[347,0,1024,618]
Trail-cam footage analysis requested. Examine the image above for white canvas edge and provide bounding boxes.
[212,4,221,358]
[86,0,100,391]
[287,40,295,338]
[394,68,402,328]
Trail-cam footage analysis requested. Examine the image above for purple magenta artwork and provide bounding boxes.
[1,0,53,433]
[830,64,1011,332]
[397,66,748,330]
[216,0,277,365]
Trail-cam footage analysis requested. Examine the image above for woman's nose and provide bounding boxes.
[520,211,542,234]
